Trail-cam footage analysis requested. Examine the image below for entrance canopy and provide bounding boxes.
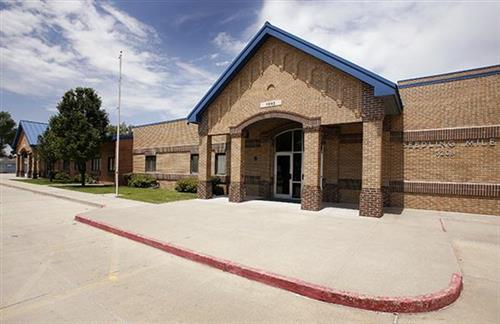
[11,120,48,150]
[187,22,402,124]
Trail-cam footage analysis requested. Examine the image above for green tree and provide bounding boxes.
[0,111,17,157]
[37,128,61,182]
[49,88,109,186]
[106,122,132,137]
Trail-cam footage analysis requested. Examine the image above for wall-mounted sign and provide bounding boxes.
[260,99,282,108]
[403,138,496,158]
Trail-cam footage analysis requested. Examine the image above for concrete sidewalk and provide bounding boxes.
[79,197,464,300]
[0,174,148,209]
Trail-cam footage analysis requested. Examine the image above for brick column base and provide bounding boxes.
[359,188,384,218]
[301,185,322,211]
[229,182,246,202]
[258,180,272,199]
[197,181,212,199]
[322,183,339,203]
[382,186,391,207]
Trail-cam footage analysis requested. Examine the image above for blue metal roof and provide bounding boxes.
[187,22,402,123]
[12,120,48,149]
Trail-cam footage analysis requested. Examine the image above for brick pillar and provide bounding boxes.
[229,132,246,202]
[27,153,33,178]
[382,118,391,207]
[197,135,212,199]
[322,127,339,203]
[16,154,21,177]
[359,119,384,217]
[32,152,38,179]
[301,127,322,211]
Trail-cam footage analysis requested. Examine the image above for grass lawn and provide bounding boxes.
[13,177,196,204]
[13,178,63,185]
[65,186,197,204]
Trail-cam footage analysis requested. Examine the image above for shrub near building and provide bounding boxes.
[175,177,198,193]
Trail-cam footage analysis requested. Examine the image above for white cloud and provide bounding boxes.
[248,1,500,81]
[215,61,230,67]
[212,32,246,54]
[0,0,216,123]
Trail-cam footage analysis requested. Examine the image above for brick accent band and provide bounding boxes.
[229,182,246,202]
[197,181,212,199]
[75,215,463,313]
[390,181,500,198]
[338,178,362,190]
[323,183,339,203]
[301,185,322,211]
[137,173,195,181]
[339,133,362,143]
[133,143,228,155]
[389,125,500,143]
[134,144,197,155]
[359,188,384,217]
[243,175,261,185]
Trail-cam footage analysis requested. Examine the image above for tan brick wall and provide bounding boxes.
[302,129,321,186]
[133,155,145,173]
[157,153,190,174]
[393,68,500,215]
[133,119,198,150]
[99,138,133,184]
[230,136,244,183]
[402,140,499,183]
[204,37,366,135]
[338,142,362,179]
[362,120,383,188]
[392,193,499,215]
[399,71,500,130]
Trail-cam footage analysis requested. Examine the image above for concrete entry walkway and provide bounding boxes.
[80,198,462,300]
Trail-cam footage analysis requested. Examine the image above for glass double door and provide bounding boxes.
[274,152,302,199]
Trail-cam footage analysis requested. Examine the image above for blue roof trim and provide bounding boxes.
[12,120,48,149]
[132,118,187,129]
[187,22,400,123]
[107,134,134,141]
[398,69,500,89]
[398,64,500,83]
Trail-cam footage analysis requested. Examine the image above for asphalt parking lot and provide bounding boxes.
[1,185,499,323]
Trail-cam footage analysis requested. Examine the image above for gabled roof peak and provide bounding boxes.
[12,120,48,149]
[187,22,402,123]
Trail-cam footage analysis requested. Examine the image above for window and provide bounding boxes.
[145,155,156,172]
[91,157,101,172]
[215,153,226,175]
[108,156,115,172]
[63,160,70,172]
[190,154,199,174]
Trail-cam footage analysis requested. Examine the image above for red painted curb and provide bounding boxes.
[75,214,463,313]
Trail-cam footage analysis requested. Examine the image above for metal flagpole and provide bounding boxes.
[115,51,122,197]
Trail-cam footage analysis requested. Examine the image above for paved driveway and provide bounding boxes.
[1,185,499,323]
[81,198,461,298]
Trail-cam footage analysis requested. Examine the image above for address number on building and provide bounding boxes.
[260,100,282,108]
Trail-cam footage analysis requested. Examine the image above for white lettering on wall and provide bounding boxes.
[403,138,496,158]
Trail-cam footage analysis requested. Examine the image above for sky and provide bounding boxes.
[1,0,499,127]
